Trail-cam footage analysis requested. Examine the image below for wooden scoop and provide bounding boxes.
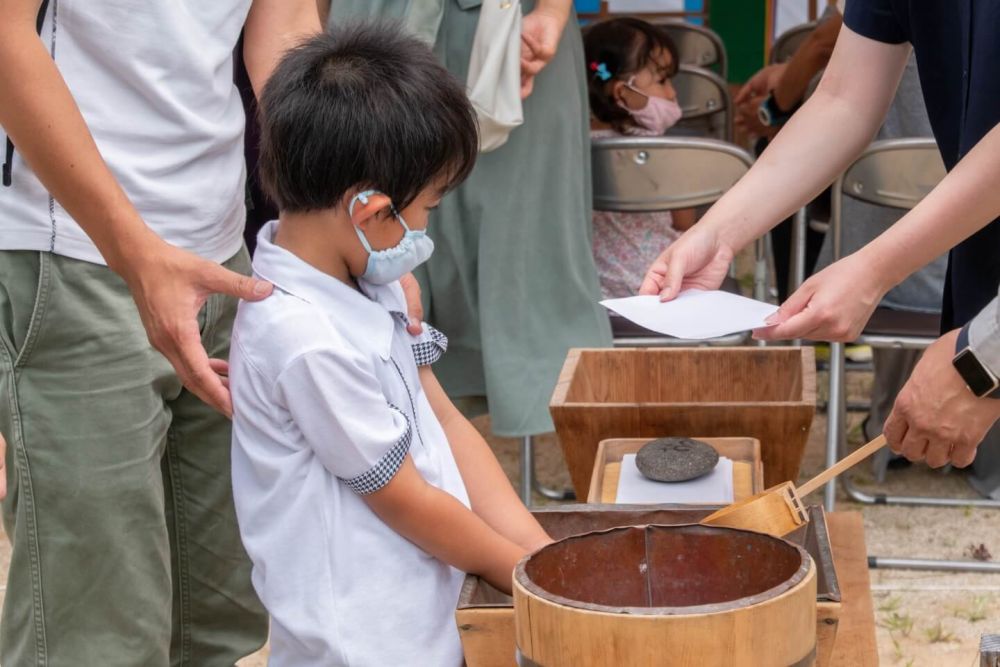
[701,434,887,537]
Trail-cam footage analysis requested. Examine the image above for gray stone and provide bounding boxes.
[635,438,719,483]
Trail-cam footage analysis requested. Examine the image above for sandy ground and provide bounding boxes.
[2,372,999,666]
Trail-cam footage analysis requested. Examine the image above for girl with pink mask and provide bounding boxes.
[584,18,695,298]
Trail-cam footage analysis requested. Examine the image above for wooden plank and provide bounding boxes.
[826,512,878,667]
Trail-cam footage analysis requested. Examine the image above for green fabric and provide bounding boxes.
[329,0,613,436]
[0,250,266,666]
[710,0,765,83]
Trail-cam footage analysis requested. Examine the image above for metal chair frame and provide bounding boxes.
[520,136,764,504]
[771,20,818,65]
[824,138,1000,572]
[654,20,728,79]
[671,65,733,143]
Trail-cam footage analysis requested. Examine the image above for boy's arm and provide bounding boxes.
[365,457,527,595]
[0,0,276,415]
[419,367,553,553]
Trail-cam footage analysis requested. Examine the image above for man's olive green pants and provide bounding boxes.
[0,249,267,666]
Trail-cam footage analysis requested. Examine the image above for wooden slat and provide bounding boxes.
[826,512,878,667]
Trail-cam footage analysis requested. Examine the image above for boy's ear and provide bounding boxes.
[348,190,393,228]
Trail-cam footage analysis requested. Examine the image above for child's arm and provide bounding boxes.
[364,457,527,595]
[419,367,553,553]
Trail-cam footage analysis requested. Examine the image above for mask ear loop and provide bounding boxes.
[349,190,380,253]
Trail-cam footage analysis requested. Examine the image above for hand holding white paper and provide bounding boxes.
[601,289,779,340]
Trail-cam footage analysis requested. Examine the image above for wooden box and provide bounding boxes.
[456,505,841,667]
[588,437,764,504]
[549,347,816,497]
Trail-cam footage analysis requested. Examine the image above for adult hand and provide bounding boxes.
[520,7,566,99]
[122,240,272,417]
[639,225,735,299]
[399,273,425,336]
[733,63,787,107]
[884,329,1000,468]
[754,252,886,341]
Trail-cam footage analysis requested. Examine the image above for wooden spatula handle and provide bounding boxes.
[797,434,888,497]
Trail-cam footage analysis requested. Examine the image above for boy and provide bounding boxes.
[230,25,553,666]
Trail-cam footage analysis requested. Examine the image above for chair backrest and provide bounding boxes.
[591,135,753,212]
[831,138,946,260]
[653,20,727,78]
[771,21,818,64]
[671,65,732,141]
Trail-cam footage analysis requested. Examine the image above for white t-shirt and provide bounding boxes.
[230,222,469,666]
[0,1,251,264]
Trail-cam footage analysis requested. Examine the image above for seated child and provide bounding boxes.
[584,18,697,299]
[229,25,552,666]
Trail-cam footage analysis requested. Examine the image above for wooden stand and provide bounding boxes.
[550,347,816,498]
[588,437,764,504]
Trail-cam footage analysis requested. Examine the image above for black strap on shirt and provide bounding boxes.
[3,0,51,187]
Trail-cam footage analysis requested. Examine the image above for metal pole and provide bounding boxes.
[842,476,1000,508]
[520,436,533,506]
[824,341,844,512]
[870,557,1000,573]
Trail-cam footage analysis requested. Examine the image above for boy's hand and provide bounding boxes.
[122,239,272,417]
[399,273,424,335]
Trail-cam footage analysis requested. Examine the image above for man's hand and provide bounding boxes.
[884,329,1000,468]
[123,241,272,417]
[639,225,735,299]
[520,5,568,99]
[734,63,787,108]
[754,252,886,341]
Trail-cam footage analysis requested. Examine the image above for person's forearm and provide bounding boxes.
[858,121,1000,296]
[532,0,572,24]
[0,5,160,275]
[419,368,550,552]
[244,0,323,97]
[697,28,908,253]
[773,15,841,110]
[366,461,526,594]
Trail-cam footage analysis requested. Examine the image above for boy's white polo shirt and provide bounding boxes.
[230,221,469,667]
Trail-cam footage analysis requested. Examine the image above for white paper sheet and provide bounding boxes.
[615,455,734,505]
[601,289,778,340]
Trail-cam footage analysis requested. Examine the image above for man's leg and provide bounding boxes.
[0,251,178,666]
[164,246,267,666]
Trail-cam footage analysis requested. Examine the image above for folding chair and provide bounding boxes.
[653,20,727,79]
[824,138,1000,571]
[672,65,732,142]
[771,21,818,64]
[519,136,765,504]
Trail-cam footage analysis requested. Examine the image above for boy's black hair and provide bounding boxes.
[257,23,478,213]
[583,18,680,134]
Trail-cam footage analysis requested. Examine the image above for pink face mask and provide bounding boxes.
[619,79,683,136]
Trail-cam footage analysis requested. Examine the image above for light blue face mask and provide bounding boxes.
[349,189,435,285]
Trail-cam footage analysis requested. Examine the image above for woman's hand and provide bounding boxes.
[639,225,735,299]
[753,252,887,341]
[520,3,569,99]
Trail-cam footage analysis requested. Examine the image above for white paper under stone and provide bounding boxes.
[601,289,778,340]
[615,454,734,505]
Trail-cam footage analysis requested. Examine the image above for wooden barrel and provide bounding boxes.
[513,524,816,667]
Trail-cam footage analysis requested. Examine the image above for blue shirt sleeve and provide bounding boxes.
[843,0,909,44]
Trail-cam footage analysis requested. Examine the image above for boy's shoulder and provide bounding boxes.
[231,289,362,380]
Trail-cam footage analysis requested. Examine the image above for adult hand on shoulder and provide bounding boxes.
[884,329,1000,468]
[122,239,272,417]
[753,252,886,341]
[520,4,568,99]
[639,225,735,299]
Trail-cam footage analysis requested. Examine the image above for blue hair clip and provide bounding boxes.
[589,61,612,82]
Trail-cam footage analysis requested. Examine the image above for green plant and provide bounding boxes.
[878,595,902,613]
[922,621,957,644]
[953,595,990,622]
[882,612,914,637]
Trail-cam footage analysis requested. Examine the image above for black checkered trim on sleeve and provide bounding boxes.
[340,405,412,495]
[411,325,448,366]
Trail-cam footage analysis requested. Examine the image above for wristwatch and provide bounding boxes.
[757,92,795,128]
[953,325,1000,398]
